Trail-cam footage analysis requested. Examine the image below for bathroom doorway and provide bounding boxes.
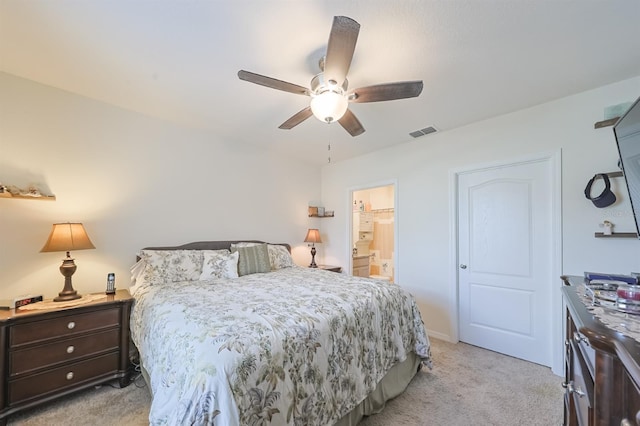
[351,183,396,282]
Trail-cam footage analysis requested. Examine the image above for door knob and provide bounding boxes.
[460,264,467,269]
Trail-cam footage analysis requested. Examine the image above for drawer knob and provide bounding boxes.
[573,332,587,344]
[66,372,74,380]
[66,345,75,354]
[67,321,76,330]
[567,382,585,398]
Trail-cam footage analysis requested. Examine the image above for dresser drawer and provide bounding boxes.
[8,352,120,405]
[10,328,120,376]
[10,308,120,347]
[570,341,593,426]
[359,212,374,231]
[353,256,369,268]
[573,331,595,378]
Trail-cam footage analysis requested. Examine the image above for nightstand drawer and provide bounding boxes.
[8,352,120,405]
[10,307,120,347]
[10,329,120,376]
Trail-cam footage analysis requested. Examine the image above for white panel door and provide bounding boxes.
[458,159,552,366]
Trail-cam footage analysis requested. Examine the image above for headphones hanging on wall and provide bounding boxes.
[584,173,616,208]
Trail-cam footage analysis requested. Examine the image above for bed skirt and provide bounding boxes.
[336,351,422,426]
[139,351,421,426]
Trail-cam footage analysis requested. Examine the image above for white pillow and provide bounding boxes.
[138,249,203,283]
[130,259,146,288]
[200,250,239,280]
[268,244,295,270]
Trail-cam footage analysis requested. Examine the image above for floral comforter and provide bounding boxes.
[130,267,431,426]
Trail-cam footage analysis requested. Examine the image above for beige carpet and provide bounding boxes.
[7,339,564,425]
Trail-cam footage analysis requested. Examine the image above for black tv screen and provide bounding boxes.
[614,95,640,239]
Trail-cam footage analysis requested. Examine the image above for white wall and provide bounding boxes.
[320,76,640,342]
[3,71,640,347]
[1,73,320,299]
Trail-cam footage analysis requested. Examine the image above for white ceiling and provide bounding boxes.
[2,1,639,165]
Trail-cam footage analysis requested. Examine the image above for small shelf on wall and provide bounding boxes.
[308,206,334,217]
[594,117,620,129]
[594,232,638,238]
[0,192,56,201]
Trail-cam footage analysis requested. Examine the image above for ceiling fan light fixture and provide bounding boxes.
[238,16,422,136]
[310,90,348,123]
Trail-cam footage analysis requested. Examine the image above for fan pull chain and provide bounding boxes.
[328,143,331,163]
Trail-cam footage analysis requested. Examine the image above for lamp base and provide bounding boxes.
[54,253,82,302]
[309,246,318,268]
[54,291,81,302]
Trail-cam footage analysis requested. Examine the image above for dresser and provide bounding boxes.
[561,276,640,426]
[352,255,370,277]
[0,290,133,425]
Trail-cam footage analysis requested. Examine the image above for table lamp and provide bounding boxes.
[304,228,322,268]
[41,222,95,301]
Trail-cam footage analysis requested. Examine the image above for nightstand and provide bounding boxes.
[0,290,133,426]
[316,265,342,273]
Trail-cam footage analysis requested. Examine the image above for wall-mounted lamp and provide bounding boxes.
[41,222,95,301]
[304,228,322,268]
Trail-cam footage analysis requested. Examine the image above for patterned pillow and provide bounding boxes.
[139,249,203,283]
[268,244,295,270]
[200,250,239,280]
[231,243,271,276]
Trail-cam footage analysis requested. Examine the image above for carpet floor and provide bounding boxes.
[7,338,564,425]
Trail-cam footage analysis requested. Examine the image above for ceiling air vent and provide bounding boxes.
[409,126,438,138]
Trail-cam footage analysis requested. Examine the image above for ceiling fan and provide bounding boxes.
[238,16,424,137]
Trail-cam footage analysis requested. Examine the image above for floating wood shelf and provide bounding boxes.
[594,232,638,238]
[308,213,334,218]
[594,117,620,129]
[0,192,56,201]
[604,171,624,178]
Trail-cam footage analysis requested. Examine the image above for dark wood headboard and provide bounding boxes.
[137,240,291,260]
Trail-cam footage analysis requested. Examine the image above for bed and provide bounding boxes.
[129,240,431,425]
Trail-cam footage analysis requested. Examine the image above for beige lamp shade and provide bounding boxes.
[41,223,95,253]
[304,228,322,244]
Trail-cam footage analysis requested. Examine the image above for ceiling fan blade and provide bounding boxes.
[349,81,424,103]
[279,107,313,129]
[323,16,360,87]
[238,70,310,96]
[338,108,365,137]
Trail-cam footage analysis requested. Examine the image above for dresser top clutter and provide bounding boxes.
[562,276,640,379]
[561,275,640,425]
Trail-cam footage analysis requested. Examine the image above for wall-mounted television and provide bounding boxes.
[614,95,640,239]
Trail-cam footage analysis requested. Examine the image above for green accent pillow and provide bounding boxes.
[232,243,271,276]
